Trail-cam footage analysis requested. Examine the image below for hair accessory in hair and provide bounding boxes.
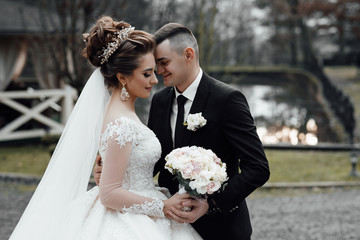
[100,26,135,65]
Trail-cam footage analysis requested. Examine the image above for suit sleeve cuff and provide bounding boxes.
[207,197,221,215]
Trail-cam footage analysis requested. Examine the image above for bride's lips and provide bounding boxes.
[145,87,152,92]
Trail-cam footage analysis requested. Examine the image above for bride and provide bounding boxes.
[10,16,202,240]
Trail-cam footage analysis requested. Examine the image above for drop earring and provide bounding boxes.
[121,85,129,101]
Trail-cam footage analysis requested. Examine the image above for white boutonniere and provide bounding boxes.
[184,113,207,131]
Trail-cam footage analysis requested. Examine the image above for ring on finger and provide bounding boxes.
[181,206,192,212]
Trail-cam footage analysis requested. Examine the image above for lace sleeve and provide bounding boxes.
[98,119,165,218]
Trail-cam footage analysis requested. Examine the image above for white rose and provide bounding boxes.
[189,176,208,194]
[185,113,207,131]
[199,169,213,181]
[196,185,208,195]
[213,165,227,182]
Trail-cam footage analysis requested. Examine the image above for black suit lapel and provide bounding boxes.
[181,73,210,146]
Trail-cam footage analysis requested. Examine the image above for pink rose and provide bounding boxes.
[207,181,221,194]
[214,157,221,165]
[174,151,184,157]
[181,164,195,179]
[191,161,203,175]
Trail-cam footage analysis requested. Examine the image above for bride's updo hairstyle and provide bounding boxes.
[82,16,155,88]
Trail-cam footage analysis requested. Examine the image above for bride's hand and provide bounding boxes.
[166,197,209,224]
[163,192,191,217]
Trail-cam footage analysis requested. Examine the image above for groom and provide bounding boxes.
[148,23,270,240]
[95,23,270,239]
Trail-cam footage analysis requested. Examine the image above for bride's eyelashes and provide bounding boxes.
[144,69,156,78]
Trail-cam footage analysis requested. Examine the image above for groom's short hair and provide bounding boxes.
[154,23,199,59]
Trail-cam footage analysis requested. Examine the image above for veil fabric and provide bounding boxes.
[10,68,110,239]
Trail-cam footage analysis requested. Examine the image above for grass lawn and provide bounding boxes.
[0,145,359,182]
[0,145,51,176]
[265,149,358,182]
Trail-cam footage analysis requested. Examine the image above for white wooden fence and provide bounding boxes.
[0,85,77,141]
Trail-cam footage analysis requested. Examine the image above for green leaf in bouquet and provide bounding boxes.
[175,171,199,197]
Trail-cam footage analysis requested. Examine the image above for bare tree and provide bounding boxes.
[298,0,360,65]
[28,0,124,92]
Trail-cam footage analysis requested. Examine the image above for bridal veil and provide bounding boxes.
[10,68,110,239]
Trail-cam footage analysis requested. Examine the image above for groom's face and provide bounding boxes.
[155,39,187,88]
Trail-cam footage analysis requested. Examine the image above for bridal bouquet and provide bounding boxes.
[165,146,228,197]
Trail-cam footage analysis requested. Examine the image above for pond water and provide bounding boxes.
[135,73,342,145]
[226,73,341,144]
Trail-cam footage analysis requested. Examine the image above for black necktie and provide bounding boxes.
[175,95,187,148]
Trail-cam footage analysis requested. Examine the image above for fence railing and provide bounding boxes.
[0,85,77,141]
[263,143,360,151]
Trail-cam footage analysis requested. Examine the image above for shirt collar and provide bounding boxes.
[174,68,203,101]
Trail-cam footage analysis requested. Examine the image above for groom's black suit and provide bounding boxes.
[148,72,270,240]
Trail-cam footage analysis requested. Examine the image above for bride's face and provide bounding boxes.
[125,52,158,99]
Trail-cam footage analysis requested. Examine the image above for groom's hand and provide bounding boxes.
[94,155,102,185]
[167,198,209,224]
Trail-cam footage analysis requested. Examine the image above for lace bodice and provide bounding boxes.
[99,117,161,191]
[98,116,164,217]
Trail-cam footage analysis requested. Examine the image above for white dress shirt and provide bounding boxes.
[171,68,203,145]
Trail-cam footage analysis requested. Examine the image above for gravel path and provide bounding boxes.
[248,188,360,240]
[1,182,359,240]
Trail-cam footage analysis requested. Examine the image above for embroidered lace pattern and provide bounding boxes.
[122,199,165,218]
[49,117,202,239]
[98,117,165,218]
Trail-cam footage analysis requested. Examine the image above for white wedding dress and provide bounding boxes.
[10,69,201,240]
[54,116,202,240]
